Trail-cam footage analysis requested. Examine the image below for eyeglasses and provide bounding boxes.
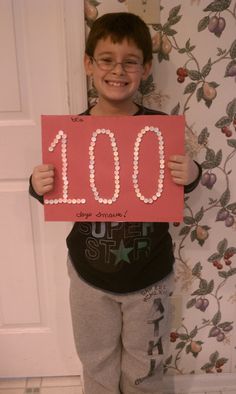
[90,57,143,73]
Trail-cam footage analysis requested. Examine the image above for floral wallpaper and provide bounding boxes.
[84,0,236,377]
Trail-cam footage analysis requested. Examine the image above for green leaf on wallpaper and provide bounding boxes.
[201,160,215,169]
[204,99,213,109]
[201,59,212,77]
[225,247,236,256]
[196,87,203,102]
[228,268,236,276]
[192,286,207,296]
[188,70,201,81]
[209,81,219,88]
[217,47,227,56]
[226,98,236,119]
[190,326,198,339]
[200,278,208,289]
[225,60,236,77]
[158,51,169,62]
[206,148,215,161]
[203,0,231,12]
[163,27,177,36]
[179,226,191,236]
[230,40,236,58]
[168,5,181,19]
[227,139,236,148]
[185,39,191,49]
[212,311,222,326]
[216,357,229,366]
[190,229,197,242]
[198,127,209,145]
[165,355,172,365]
[176,341,185,350]
[192,262,202,275]
[183,216,195,225]
[186,298,197,308]
[152,23,162,31]
[195,207,204,222]
[214,149,222,166]
[218,322,233,330]
[227,203,236,211]
[217,238,228,254]
[201,362,214,371]
[218,270,229,278]
[179,333,189,340]
[215,116,231,128]
[167,15,182,26]
[207,279,214,293]
[210,350,219,365]
[185,39,196,53]
[184,82,197,94]
[219,188,230,206]
[89,0,100,6]
[178,48,187,54]
[171,102,180,115]
[198,16,210,32]
[215,116,231,129]
[208,252,222,262]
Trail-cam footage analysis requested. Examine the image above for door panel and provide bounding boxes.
[0,0,85,377]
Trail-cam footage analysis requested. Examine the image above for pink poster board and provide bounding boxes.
[42,115,184,222]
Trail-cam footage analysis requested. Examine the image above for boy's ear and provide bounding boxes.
[84,53,93,76]
[142,61,152,80]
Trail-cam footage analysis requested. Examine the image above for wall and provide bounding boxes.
[84,0,236,379]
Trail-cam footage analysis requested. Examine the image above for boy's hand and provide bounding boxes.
[31,164,54,196]
[168,155,199,186]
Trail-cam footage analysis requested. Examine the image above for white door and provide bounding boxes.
[0,0,86,377]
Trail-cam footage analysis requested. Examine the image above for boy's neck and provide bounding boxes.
[90,100,139,116]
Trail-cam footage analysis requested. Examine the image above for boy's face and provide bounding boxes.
[84,37,152,111]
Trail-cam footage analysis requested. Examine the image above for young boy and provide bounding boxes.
[30,13,201,394]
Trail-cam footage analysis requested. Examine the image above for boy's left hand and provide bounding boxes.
[168,155,199,186]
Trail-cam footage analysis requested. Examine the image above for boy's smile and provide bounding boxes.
[84,37,152,115]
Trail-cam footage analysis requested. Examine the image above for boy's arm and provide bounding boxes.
[29,175,44,204]
[168,155,202,193]
[29,164,54,204]
[184,160,202,193]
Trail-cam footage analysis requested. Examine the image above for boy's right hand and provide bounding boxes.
[31,164,54,196]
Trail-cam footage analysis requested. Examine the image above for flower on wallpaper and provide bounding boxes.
[185,125,205,158]
[174,261,195,292]
[228,289,236,303]
[135,75,169,109]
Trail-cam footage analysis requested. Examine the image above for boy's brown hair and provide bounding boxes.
[85,12,153,64]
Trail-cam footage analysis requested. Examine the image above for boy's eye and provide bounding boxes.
[100,58,113,64]
[124,60,139,65]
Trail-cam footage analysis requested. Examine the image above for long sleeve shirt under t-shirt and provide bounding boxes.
[29,105,202,293]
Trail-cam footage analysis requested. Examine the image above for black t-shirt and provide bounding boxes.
[30,105,201,293]
[66,105,201,292]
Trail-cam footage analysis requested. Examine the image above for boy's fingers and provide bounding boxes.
[41,177,54,186]
[168,155,184,163]
[168,161,183,170]
[38,164,54,172]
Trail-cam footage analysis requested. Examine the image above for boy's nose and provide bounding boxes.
[112,62,125,74]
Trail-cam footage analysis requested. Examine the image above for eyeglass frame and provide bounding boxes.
[90,56,144,73]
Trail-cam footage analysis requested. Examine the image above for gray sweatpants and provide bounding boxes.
[68,259,174,394]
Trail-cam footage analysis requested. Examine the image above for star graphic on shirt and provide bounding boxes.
[110,240,133,265]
